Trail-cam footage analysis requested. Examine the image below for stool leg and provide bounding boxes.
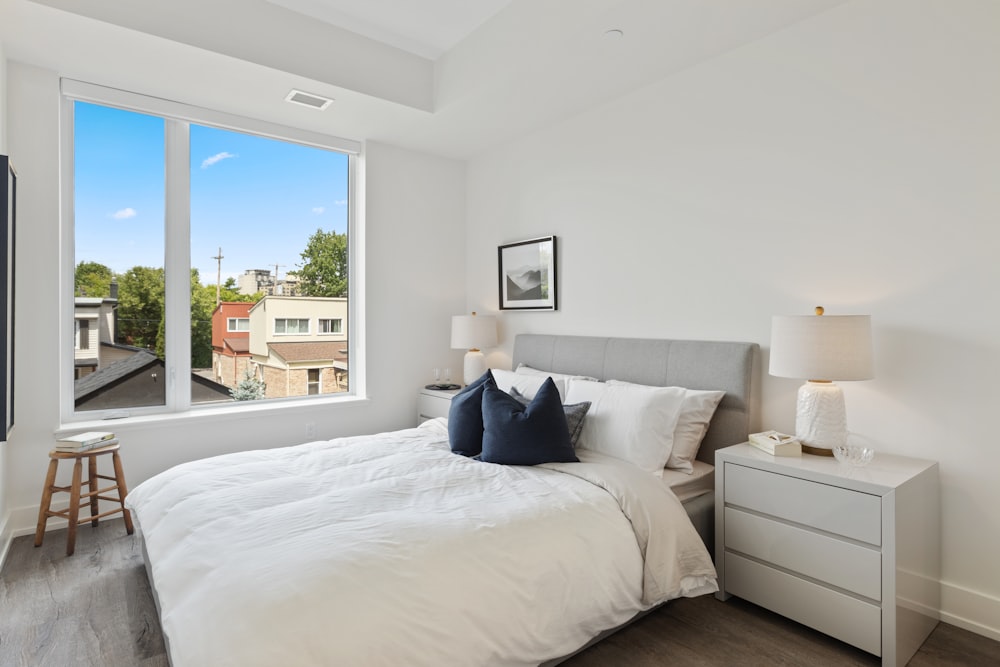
[112,451,134,535]
[34,458,59,548]
[67,458,83,556]
[88,455,100,527]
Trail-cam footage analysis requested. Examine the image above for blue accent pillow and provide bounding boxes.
[509,387,591,447]
[480,377,579,465]
[448,370,495,457]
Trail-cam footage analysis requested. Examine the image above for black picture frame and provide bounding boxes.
[498,235,557,311]
[1,154,15,439]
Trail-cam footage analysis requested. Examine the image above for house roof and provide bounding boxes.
[74,349,159,400]
[267,341,348,363]
[100,341,149,354]
[224,337,251,354]
[75,348,232,404]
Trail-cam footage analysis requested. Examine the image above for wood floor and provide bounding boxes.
[1,519,997,666]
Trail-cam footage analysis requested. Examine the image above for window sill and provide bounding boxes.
[56,393,370,437]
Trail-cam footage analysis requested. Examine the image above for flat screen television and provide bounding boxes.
[1,154,15,439]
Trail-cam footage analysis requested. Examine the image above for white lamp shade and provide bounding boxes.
[769,314,873,381]
[450,314,497,351]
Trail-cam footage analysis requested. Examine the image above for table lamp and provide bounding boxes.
[451,312,498,386]
[769,307,873,456]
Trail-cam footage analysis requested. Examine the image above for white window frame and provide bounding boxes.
[59,79,365,425]
[274,318,310,335]
[227,317,250,332]
[318,318,342,335]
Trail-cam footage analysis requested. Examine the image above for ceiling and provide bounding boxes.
[263,0,513,59]
[0,0,849,159]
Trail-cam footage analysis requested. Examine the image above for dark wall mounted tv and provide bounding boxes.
[1,154,15,440]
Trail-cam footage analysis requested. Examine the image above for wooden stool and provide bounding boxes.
[34,443,134,556]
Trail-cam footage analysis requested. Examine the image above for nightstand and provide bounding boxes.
[416,386,461,424]
[715,444,939,666]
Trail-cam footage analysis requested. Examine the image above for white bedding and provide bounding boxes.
[662,460,715,504]
[126,419,717,667]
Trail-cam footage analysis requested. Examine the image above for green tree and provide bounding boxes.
[75,261,114,298]
[116,266,219,368]
[190,270,216,368]
[230,366,265,401]
[292,229,348,297]
[117,266,164,350]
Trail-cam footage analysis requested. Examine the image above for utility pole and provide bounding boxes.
[212,247,224,305]
[272,262,285,295]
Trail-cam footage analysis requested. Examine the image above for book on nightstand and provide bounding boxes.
[56,437,119,453]
[56,431,117,451]
[748,430,801,456]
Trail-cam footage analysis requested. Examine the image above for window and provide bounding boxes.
[63,80,360,420]
[274,318,309,335]
[75,319,90,350]
[227,318,249,332]
[318,318,342,334]
[307,368,320,395]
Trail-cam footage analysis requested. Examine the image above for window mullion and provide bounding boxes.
[164,120,191,412]
[59,96,77,423]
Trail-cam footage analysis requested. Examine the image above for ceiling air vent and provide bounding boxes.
[284,90,333,110]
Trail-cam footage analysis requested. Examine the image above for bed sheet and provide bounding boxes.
[126,419,716,667]
[662,460,715,504]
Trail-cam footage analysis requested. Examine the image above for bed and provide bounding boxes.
[126,334,758,666]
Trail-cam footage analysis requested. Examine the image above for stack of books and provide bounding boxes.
[749,430,801,456]
[56,431,118,452]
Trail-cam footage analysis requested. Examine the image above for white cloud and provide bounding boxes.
[201,151,237,169]
[112,207,137,220]
[334,199,348,206]
[311,206,325,215]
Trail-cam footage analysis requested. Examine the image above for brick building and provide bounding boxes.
[211,301,253,387]
[247,296,348,398]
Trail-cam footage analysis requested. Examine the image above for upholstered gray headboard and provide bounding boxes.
[512,334,759,464]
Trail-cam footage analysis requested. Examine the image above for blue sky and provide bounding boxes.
[74,101,349,285]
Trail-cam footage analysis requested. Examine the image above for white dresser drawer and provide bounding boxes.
[417,391,454,423]
[724,507,881,600]
[725,552,882,656]
[724,463,882,546]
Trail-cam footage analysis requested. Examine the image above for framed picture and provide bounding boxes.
[498,235,557,311]
[1,155,15,439]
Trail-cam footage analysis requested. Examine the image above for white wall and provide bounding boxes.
[467,0,999,640]
[1,63,467,538]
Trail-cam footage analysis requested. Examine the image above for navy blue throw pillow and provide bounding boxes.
[480,377,579,466]
[448,370,495,457]
[509,387,591,447]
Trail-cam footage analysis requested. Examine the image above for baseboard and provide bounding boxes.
[940,580,1000,642]
[8,502,70,539]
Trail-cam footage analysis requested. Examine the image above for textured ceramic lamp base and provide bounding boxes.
[463,350,486,386]
[795,381,847,456]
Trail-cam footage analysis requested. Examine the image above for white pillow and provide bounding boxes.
[565,378,686,475]
[491,368,567,402]
[515,364,598,383]
[608,380,725,475]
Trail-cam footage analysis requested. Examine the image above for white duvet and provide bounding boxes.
[126,419,717,667]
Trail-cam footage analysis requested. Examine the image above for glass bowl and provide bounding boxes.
[833,443,875,467]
